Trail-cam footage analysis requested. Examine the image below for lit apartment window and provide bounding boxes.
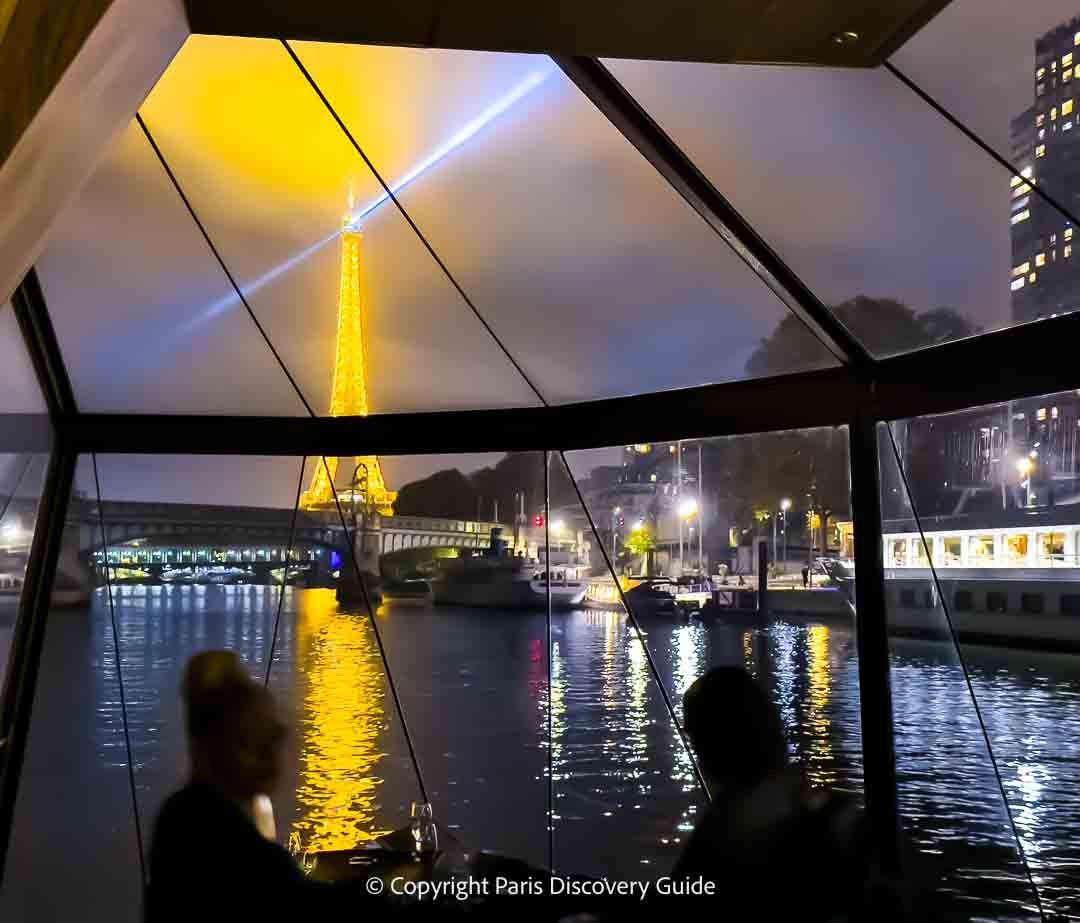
[1037,144,1047,158]
[1067,227,1074,241]
[1013,181,1032,196]
[1012,209,1031,225]
[1066,120,1075,131]
[1039,128,1047,139]
[1065,99,1075,115]
[1013,262,1031,277]
[1052,107,1058,120]
[1011,278,1026,291]
[1037,112,1046,127]
[1022,165,1035,178]
[1065,53,1074,67]
[1038,66,1047,78]
[1076,31,1080,44]
[1036,252,1047,267]
[1053,406,1060,419]
[1067,245,1074,258]
[1069,69,1076,82]
[1030,272,1038,283]
[1038,407,1048,421]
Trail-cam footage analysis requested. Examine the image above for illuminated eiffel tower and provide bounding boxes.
[300,216,396,515]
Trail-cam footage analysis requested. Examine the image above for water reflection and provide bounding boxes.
[9,590,1080,921]
[806,624,836,788]
[290,592,390,850]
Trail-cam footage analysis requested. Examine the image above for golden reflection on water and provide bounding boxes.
[292,591,390,850]
[742,629,756,678]
[805,624,836,787]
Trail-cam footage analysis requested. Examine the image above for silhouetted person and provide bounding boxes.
[145,651,380,922]
[671,667,903,920]
[802,565,810,587]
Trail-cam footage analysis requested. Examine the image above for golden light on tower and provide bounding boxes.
[300,215,396,514]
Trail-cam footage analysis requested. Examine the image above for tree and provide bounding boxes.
[393,468,478,520]
[746,296,979,377]
[624,527,657,576]
[734,297,980,539]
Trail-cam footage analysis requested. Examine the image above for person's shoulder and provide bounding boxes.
[153,782,241,843]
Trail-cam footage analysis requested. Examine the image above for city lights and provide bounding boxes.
[780,497,792,512]
[678,498,698,519]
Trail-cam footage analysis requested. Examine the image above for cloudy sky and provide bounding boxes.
[14,2,1080,504]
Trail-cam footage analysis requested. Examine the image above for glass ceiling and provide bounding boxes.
[0,303,45,414]
[37,35,834,417]
[34,10,1079,417]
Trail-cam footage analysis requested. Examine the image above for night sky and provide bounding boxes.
[9,3,1080,504]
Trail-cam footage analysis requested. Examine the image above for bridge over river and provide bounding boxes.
[0,497,509,592]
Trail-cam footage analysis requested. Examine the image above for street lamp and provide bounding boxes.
[611,506,621,560]
[779,498,791,565]
[677,497,698,519]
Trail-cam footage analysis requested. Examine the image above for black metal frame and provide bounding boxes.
[1,29,1070,897]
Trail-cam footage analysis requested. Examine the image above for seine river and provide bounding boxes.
[2,585,1077,920]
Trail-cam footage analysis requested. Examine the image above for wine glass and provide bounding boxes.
[409,801,437,860]
[288,830,316,874]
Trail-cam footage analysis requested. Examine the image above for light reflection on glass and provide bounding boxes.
[291,590,390,851]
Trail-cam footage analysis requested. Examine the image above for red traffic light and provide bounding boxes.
[534,514,545,527]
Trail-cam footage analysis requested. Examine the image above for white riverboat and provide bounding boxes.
[878,521,1080,649]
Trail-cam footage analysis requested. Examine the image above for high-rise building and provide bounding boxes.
[1010,17,1080,323]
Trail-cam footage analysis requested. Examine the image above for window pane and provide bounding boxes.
[564,426,860,877]
[37,121,315,416]
[880,391,1080,917]
[0,303,51,733]
[3,455,327,919]
[243,39,834,405]
[604,58,1025,359]
[0,454,49,705]
[0,303,45,414]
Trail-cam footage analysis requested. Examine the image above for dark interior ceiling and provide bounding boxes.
[183,0,952,67]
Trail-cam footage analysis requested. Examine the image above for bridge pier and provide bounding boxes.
[336,511,383,606]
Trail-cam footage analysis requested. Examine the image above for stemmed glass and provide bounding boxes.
[409,801,438,860]
[288,830,316,874]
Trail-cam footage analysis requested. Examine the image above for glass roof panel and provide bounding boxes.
[0,303,46,413]
[605,57,1036,361]
[268,40,837,404]
[892,1,1080,331]
[131,35,540,416]
[37,121,308,415]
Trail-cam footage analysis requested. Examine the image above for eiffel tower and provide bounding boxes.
[300,216,396,515]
